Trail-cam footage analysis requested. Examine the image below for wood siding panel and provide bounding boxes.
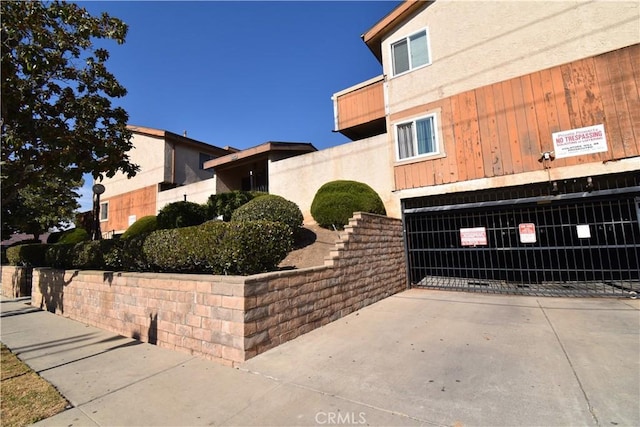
[337,81,385,130]
[492,82,513,175]
[393,44,640,192]
[502,80,524,174]
[450,94,469,182]
[611,48,639,157]
[102,185,157,233]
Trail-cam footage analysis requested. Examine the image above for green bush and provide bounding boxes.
[231,194,303,234]
[143,220,292,275]
[157,201,208,229]
[6,244,49,267]
[121,216,158,239]
[103,235,150,272]
[310,180,386,229]
[46,231,64,244]
[56,228,89,245]
[206,191,260,221]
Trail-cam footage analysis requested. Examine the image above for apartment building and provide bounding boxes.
[330,0,640,294]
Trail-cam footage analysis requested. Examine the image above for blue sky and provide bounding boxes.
[76,0,401,211]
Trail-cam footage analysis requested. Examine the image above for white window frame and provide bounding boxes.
[99,201,109,222]
[394,112,442,161]
[390,27,431,77]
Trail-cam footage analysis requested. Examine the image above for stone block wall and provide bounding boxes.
[1,266,31,298]
[29,213,407,366]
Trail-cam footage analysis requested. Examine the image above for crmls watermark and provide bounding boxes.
[315,411,367,425]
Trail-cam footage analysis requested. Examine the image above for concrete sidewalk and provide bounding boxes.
[1,290,638,426]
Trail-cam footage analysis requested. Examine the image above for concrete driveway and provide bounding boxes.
[2,289,638,426]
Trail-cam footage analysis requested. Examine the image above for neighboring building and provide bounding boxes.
[97,126,232,235]
[98,126,315,236]
[330,0,640,292]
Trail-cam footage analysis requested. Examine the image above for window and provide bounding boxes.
[199,153,214,170]
[396,114,439,160]
[391,29,430,76]
[99,202,109,221]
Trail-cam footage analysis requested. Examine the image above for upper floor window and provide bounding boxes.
[99,201,109,221]
[391,28,430,76]
[199,153,214,170]
[396,114,439,160]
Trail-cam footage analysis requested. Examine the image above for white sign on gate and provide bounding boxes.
[460,227,487,246]
[552,124,607,159]
[518,223,536,243]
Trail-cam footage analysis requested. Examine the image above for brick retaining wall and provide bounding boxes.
[1,266,31,298]
[29,213,407,366]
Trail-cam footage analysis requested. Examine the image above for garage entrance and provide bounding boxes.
[403,173,640,297]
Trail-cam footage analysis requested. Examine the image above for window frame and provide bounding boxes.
[99,201,109,222]
[394,112,443,162]
[390,27,431,77]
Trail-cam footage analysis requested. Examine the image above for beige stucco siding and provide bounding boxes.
[100,133,168,198]
[269,134,400,222]
[173,145,215,185]
[156,178,217,212]
[383,0,640,114]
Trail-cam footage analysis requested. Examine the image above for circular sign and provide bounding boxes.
[92,184,105,195]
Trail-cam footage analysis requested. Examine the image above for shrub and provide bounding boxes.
[143,220,292,275]
[44,244,74,269]
[56,228,89,245]
[206,191,260,221]
[103,234,150,272]
[47,231,64,244]
[121,216,158,239]
[231,194,303,234]
[310,180,386,229]
[6,244,49,267]
[157,201,208,229]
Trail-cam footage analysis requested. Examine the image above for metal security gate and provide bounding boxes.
[403,174,640,297]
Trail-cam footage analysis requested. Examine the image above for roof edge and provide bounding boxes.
[362,0,431,62]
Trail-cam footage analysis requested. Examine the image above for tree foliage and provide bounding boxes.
[1,0,138,238]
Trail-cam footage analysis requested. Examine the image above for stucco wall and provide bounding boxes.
[383,1,640,114]
[30,213,406,366]
[269,134,400,221]
[156,178,217,212]
[100,133,168,199]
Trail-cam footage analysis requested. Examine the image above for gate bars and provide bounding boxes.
[403,185,640,297]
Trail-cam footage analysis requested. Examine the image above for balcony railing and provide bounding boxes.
[332,75,386,140]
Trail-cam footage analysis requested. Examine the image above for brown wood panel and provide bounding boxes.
[474,86,497,176]
[440,98,458,184]
[464,90,485,179]
[625,46,640,155]
[337,81,385,130]
[450,94,469,182]
[502,80,524,173]
[519,75,544,171]
[612,47,640,157]
[394,166,406,190]
[594,52,627,161]
[492,82,513,175]
[392,45,639,192]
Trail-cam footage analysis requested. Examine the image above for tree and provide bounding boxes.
[1,0,139,238]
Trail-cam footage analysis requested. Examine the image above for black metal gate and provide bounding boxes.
[403,174,640,297]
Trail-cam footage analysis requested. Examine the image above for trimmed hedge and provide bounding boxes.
[310,180,386,229]
[121,216,158,239]
[157,201,208,229]
[143,220,292,275]
[56,228,90,245]
[206,191,260,221]
[231,194,303,234]
[6,220,293,275]
[6,244,49,267]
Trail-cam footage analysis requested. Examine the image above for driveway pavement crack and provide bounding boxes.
[537,300,600,426]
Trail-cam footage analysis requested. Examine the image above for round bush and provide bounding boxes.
[121,215,158,239]
[206,191,261,221]
[56,228,90,244]
[310,180,386,229]
[157,201,207,229]
[231,194,303,233]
